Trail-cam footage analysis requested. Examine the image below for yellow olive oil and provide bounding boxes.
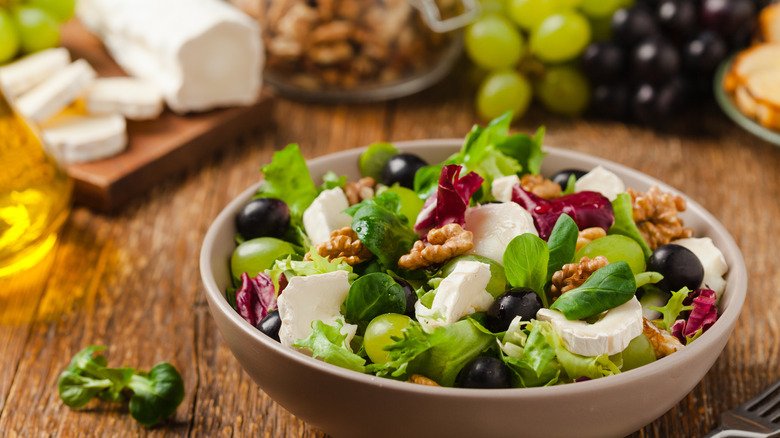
[0,90,71,277]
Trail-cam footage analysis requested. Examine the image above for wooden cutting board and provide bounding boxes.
[59,20,275,213]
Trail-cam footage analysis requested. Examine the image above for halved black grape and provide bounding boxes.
[381,153,428,189]
[236,198,291,240]
[457,357,512,389]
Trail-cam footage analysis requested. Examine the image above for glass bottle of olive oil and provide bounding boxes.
[0,89,72,277]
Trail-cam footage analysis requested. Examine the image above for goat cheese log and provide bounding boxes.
[76,0,263,114]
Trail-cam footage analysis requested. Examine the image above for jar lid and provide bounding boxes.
[409,0,481,33]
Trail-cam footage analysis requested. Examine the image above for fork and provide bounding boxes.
[704,379,780,438]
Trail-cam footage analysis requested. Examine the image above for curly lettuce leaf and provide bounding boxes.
[255,144,318,226]
[670,288,718,344]
[535,321,621,381]
[608,193,652,259]
[649,287,693,331]
[293,320,366,373]
[375,319,494,386]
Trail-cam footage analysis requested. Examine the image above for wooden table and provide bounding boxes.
[1,71,779,437]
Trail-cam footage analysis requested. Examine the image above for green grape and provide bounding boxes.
[230,237,296,285]
[534,65,590,116]
[26,0,76,22]
[476,69,532,121]
[384,185,424,225]
[579,0,621,18]
[12,6,60,54]
[0,9,20,64]
[465,15,524,70]
[557,0,581,6]
[507,0,567,30]
[440,255,507,298]
[530,11,591,63]
[620,334,656,371]
[364,313,413,364]
[575,234,646,275]
[359,142,398,180]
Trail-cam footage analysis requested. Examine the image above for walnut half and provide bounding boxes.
[398,223,473,270]
[629,186,694,250]
[307,227,373,265]
[550,256,609,301]
[642,317,683,359]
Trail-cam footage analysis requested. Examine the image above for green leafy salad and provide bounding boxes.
[227,112,728,388]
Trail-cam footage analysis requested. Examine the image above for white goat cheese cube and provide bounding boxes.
[277,270,357,349]
[303,187,353,245]
[464,202,537,265]
[491,174,521,203]
[575,165,625,201]
[416,261,494,331]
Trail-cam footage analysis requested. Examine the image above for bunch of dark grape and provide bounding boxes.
[581,0,763,125]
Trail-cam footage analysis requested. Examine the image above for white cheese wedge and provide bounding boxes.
[537,297,644,356]
[574,165,625,202]
[491,174,521,203]
[276,270,357,349]
[464,202,537,265]
[15,59,96,123]
[41,113,127,163]
[0,48,71,98]
[303,187,353,245]
[85,77,164,120]
[76,0,263,114]
[415,260,494,332]
[672,237,729,301]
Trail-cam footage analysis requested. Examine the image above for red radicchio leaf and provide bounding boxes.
[236,272,277,326]
[511,187,615,240]
[414,165,483,233]
[671,288,718,344]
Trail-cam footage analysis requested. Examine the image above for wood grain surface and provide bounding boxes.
[1,68,779,437]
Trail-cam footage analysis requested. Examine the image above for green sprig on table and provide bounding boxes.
[58,345,185,426]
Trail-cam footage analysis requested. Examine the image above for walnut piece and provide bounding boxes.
[398,223,473,270]
[408,374,439,386]
[576,227,607,252]
[629,186,694,250]
[344,177,376,206]
[308,227,373,265]
[550,256,609,301]
[642,318,684,359]
[521,174,562,199]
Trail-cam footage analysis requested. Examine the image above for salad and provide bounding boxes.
[225,112,729,389]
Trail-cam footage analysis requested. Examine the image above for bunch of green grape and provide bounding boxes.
[465,0,632,120]
[0,0,76,64]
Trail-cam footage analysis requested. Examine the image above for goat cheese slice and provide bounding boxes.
[303,187,353,245]
[415,260,494,332]
[491,174,521,203]
[276,270,357,349]
[15,59,96,123]
[85,77,164,120]
[77,0,263,114]
[672,237,728,301]
[464,202,537,265]
[574,165,625,201]
[41,113,127,163]
[0,48,71,98]
[537,297,644,356]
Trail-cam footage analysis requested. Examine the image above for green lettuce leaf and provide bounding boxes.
[255,144,318,226]
[376,319,494,386]
[293,320,366,373]
[349,192,417,271]
[501,323,561,387]
[319,171,347,191]
[649,287,693,330]
[535,321,621,381]
[608,193,652,259]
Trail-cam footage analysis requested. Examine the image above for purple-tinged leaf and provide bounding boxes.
[670,288,718,344]
[236,272,277,326]
[511,187,614,240]
[414,165,483,233]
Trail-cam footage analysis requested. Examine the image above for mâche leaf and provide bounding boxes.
[549,261,637,320]
[127,363,185,426]
[503,234,549,304]
[545,214,578,283]
[345,273,406,324]
[608,193,652,259]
